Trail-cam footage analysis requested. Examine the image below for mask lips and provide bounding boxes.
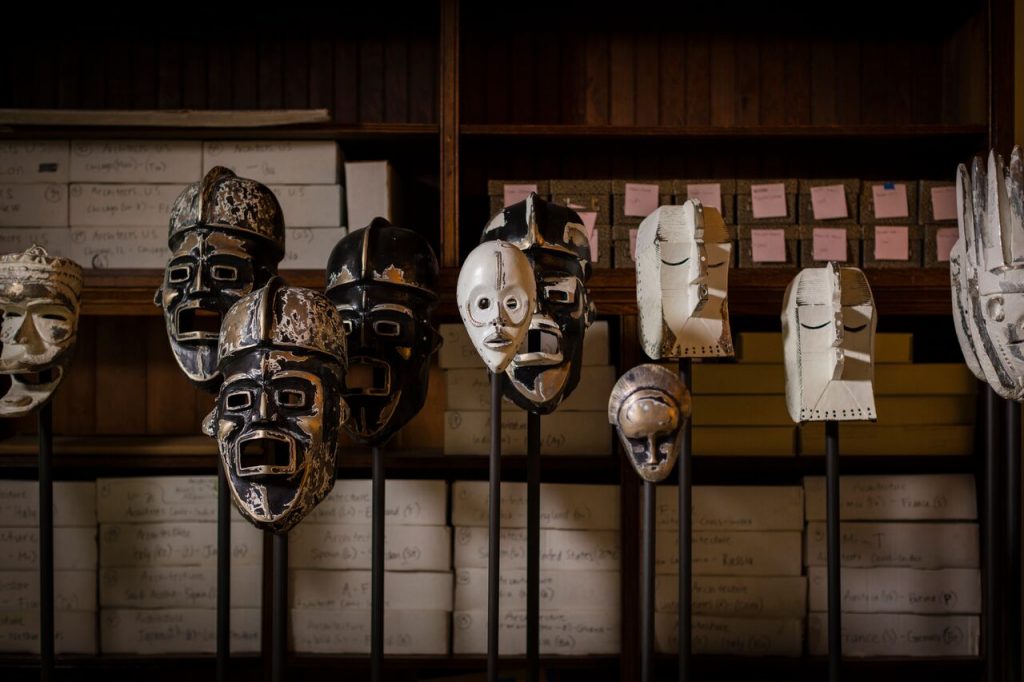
[235,429,297,477]
[174,299,223,343]
[344,356,392,396]
[514,317,563,367]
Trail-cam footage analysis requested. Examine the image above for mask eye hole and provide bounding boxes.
[40,313,68,322]
[988,297,1005,322]
[477,297,491,311]
[276,389,306,409]
[225,391,252,411]
[505,297,518,311]
[544,287,572,303]
[341,319,354,335]
[211,265,238,282]
[373,320,401,336]
[3,311,23,320]
[168,266,191,284]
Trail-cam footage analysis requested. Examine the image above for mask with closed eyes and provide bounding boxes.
[480,194,595,415]
[0,245,83,418]
[325,219,441,446]
[155,166,285,393]
[608,364,690,482]
[782,263,877,422]
[635,201,734,360]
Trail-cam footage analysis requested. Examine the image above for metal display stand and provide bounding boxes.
[217,470,231,682]
[985,388,1004,682]
[38,402,54,682]
[372,446,385,682]
[1006,398,1021,682]
[641,480,655,682]
[271,532,288,682]
[677,359,693,682]
[488,371,503,682]
[526,410,540,682]
[825,419,841,682]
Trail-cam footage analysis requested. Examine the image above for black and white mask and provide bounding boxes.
[481,194,595,414]
[156,167,284,393]
[326,219,441,446]
[0,246,83,418]
[203,278,347,533]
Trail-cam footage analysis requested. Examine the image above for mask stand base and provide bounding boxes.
[825,419,841,682]
[371,445,385,682]
[678,358,692,682]
[271,532,287,682]
[641,479,655,682]
[217,468,231,682]
[526,409,540,682]
[1005,398,1021,682]
[487,371,503,682]
[38,401,54,682]
[984,387,1004,682]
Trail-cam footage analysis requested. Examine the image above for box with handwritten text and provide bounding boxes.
[737,179,798,224]
[798,223,862,267]
[798,178,860,224]
[859,180,919,225]
[611,179,671,226]
[862,224,923,268]
[487,179,550,216]
[737,224,799,268]
[919,180,958,224]
[672,179,736,224]
[0,141,70,183]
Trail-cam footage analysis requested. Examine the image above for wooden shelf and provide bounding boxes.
[0,123,438,141]
[460,123,989,140]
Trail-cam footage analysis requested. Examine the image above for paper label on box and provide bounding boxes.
[70,227,168,269]
[454,527,621,571]
[101,608,260,654]
[874,225,909,260]
[871,182,909,219]
[812,227,848,261]
[687,183,722,212]
[291,609,450,654]
[803,474,977,522]
[751,229,787,262]
[97,476,218,523]
[810,184,849,220]
[750,183,788,219]
[624,183,659,217]
[0,570,97,611]
[931,186,957,221]
[0,480,96,527]
[629,228,638,261]
[503,184,537,207]
[69,184,185,227]
[452,610,620,655]
[70,141,202,183]
[936,227,958,262]
[577,211,599,261]
[99,522,263,568]
[655,614,803,656]
[454,568,620,612]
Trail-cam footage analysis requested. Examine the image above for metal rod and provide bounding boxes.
[1006,397,1020,682]
[641,480,655,682]
[271,532,287,682]
[37,402,53,682]
[985,387,1003,682]
[678,358,692,682]
[527,409,540,682]
[371,445,385,682]
[826,419,841,682]
[217,468,231,682]
[487,370,502,682]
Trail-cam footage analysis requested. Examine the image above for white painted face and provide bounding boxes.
[457,241,536,373]
[782,264,877,422]
[636,201,734,360]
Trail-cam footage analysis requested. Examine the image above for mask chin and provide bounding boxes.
[0,366,64,418]
[168,337,220,389]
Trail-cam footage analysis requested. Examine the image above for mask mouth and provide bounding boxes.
[235,430,297,477]
[174,300,223,343]
[344,357,391,396]
[513,318,563,367]
[483,329,514,349]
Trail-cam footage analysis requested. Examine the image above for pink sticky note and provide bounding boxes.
[624,183,659,218]
[810,184,849,220]
[578,211,599,262]
[686,183,722,212]
[931,186,957,221]
[936,227,958,262]
[812,227,848,262]
[871,183,909,219]
[751,228,787,263]
[629,228,638,261]
[503,183,537,207]
[750,183,788,219]
[874,225,909,260]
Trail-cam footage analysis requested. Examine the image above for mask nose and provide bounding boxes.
[13,315,46,355]
[187,262,210,296]
[257,390,276,421]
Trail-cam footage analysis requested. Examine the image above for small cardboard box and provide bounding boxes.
[612,225,637,269]
[925,224,959,268]
[799,224,862,267]
[672,179,737,224]
[737,225,799,268]
[0,184,68,227]
[344,160,397,230]
[487,179,550,216]
[203,140,339,184]
[71,140,202,183]
[282,227,346,270]
[919,180,958,224]
[798,178,860,224]
[268,184,343,227]
[585,223,612,269]
[550,179,611,226]
[0,227,70,258]
[69,226,168,269]
[611,179,672,226]
[0,141,70,183]
[859,180,919,225]
[862,224,923,268]
[737,179,798,224]
[69,184,185,228]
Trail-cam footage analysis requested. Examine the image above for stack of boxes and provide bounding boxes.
[288,479,452,654]
[654,486,806,656]
[797,179,861,268]
[96,476,263,654]
[612,180,672,269]
[0,141,71,256]
[920,181,960,267]
[440,321,613,456]
[805,474,981,657]
[0,480,97,654]
[451,482,621,655]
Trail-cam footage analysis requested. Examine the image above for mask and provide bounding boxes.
[782,263,877,422]
[457,241,536,373]
[202,278,347,533]
[325,218,441,446]
[950,161,987,383]
[480,194,595,414]
[155,166,285,393]
[956,148,1024,400]
[636,201,734,360]
[0,245,83,418]
[608,364,690,482]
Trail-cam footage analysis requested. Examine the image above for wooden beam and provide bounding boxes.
[440,0,460,267]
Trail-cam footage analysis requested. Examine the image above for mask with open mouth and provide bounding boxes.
[155,166,285,393]
[202,277,347,533]
[636,201,734,360]
[0,245,83,418]
[480,194,595,414]
[782,263,877,422]
[609,364,690,483]
[325,218,441,446]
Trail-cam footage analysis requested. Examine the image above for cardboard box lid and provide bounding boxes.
[737,178,798,194]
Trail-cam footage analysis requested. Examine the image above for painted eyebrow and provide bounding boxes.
[800,321,831,330]
[843,323,867,332]
[370,303,415,317]
[661,257,690,266]
[707,261,726,269]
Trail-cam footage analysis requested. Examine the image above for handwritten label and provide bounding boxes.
[100,608,260,654]
[68,184,184,227]
[750,229,787,263]
[0,527,96,571]
[452,481,620,530]
[874,226,909,261]
[454,527,621,571]
[0,610,97,654]
[750,183,788,219]
[931,186,957,221]
[623,183,659,217]
[289,524,451,571]
[70,141,201,183]
[205,140,338,184]
[936,227,958,262]
[305,480,447,526]
[453,609,619,655]
[0,184,68,227]
[268,185,342,227]
[810,184,849,220]
[0,481,95,527]
[812,228,848,262]
[454,567,619,611]
[871,183,909,219]
[657,531,802,576]
[0,228,69,258]
[70,227,168,269]
[283,227,344,269]
[292,610,450,655]
[805,522,979,569]
[686,183,722,212]
[0,142,69,183]
[502,183,537,207]
[98,522,262,568]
